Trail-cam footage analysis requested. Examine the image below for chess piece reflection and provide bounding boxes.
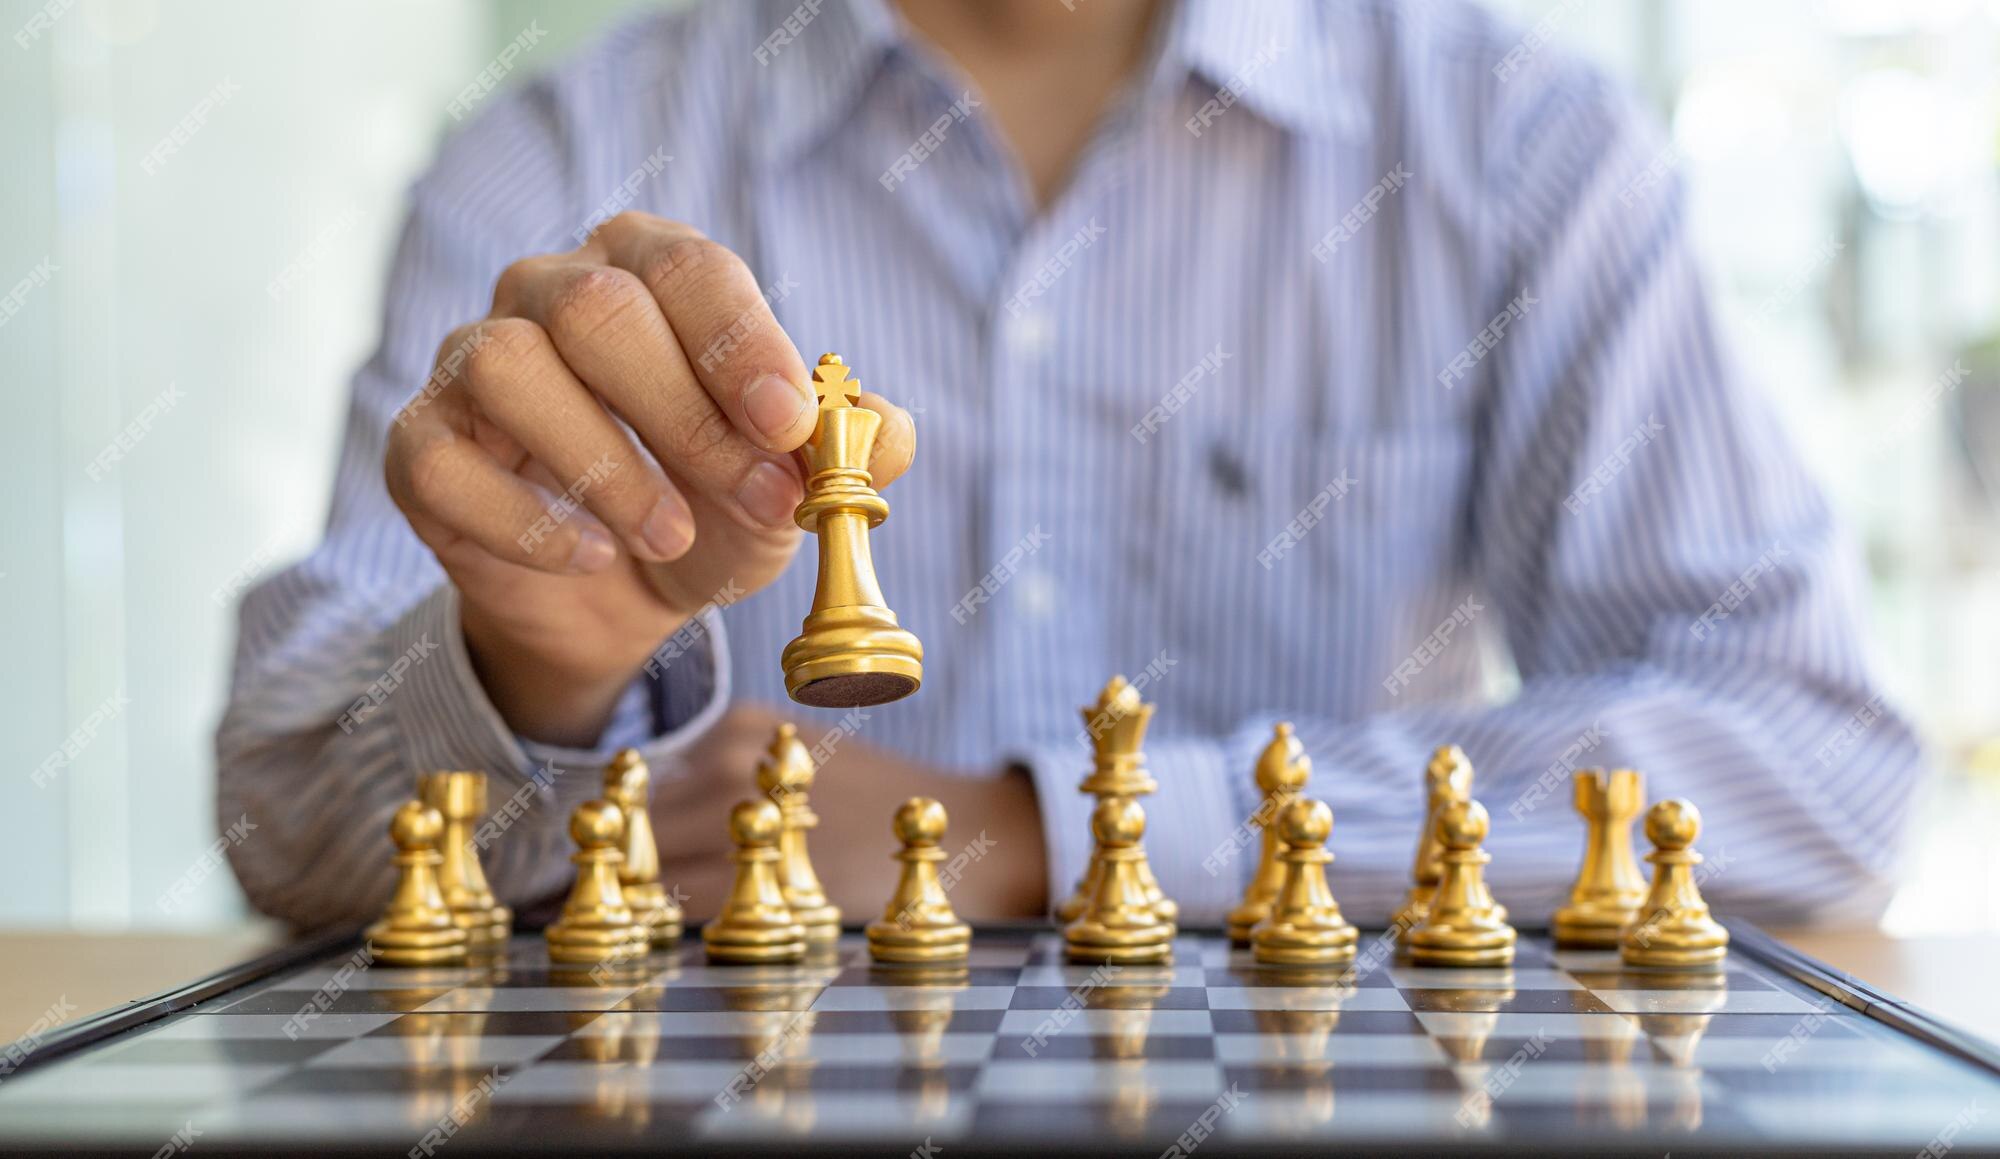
[1394,745,1474,942]
[781,353,923,708]
[1252,1006,1339,1130]
[603,749,682,947]
[1227,723,1311,944]
[366,801,470,967]
[867,797,972,963]
[1056,676,1177,929]
[1552,769,1647,948]
[1407,799,1517,967]
[1064,797,1175,964]
[704,800,808,963]
[757,724,841,941]
[1250,798,1358,967]
[1621,799,1729,969]
[1639,975,1724,1132]
[420,772,512,949]
[546,800,650,965]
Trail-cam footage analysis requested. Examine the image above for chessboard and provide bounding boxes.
[3,924,1999,1157]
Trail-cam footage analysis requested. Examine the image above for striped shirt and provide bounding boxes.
[218,0,1922,930]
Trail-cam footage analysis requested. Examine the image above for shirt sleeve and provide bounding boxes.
[1014,65,1922,931]
[214,82,729,930]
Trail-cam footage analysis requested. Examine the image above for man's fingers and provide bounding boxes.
[388,420,618,576]
[595,215,818,454]
[856,392,916,489]
[501,254,802,534]
[456,316,697,563]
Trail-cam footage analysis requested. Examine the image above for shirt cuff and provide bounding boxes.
[388,584,731,817]
[1012,734,1247,926]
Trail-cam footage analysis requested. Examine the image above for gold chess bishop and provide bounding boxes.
[781,353,923,708]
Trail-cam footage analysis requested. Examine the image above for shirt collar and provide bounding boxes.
[1153,0,1369,142]
[752,0,1365,171]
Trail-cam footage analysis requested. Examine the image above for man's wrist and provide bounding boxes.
[459,601,684,748]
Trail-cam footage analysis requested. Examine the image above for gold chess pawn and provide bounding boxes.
[704,799,808,964]
[1228,723,1311,944]
[603,749,682,946]
[419,771,512,948]
[1056,676,1177,929]
[757,724,841,941]
[1407,798,1517,967]
[1064,797,1175,965]
[1393,744,1474,941]
[546,800,650,965]
[1250,798,1358,967]
[1622,799,1729,969]
[1553,768,1648,948]
[366,800,470,967]
[781,353,923,708]
[866,797,972,963]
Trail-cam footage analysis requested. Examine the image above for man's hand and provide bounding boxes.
[382,214,915,746]
[653,704,1048,924]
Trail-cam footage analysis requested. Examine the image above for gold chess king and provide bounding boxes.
[782,353,923,709]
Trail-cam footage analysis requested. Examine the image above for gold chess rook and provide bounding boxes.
[782,353,923,708]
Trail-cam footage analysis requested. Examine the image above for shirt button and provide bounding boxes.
[1016,569,1058,619]
[1004,309,1055,359]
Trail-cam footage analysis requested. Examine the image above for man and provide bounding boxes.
[218,0,1920,930]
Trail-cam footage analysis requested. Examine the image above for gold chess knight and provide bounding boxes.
[781,353,923,708]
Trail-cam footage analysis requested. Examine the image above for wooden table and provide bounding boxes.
[0,925,284,1037]
[0,925,1993,1049]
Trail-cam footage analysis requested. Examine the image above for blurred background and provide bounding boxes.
[1,0,1996,932]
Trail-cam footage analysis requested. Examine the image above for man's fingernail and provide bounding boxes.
[641,496,693,560]
[736,461,802,528]
[742,374,813,446]
[569,525,617,572]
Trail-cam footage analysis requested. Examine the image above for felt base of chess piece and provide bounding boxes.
[1622,799,1729,969]
[547,800,651,966]
[603,749,683,947]
[1407,799,1517,968]
[366,801,470,967]
[782,355,923,710]
[1064,797,1175,965]
[867,798,972,964]
[1228,723,1311,945]
[421,771,512,948]
[1553,769,1648,949]
[705,799,808,964]
[757,724,842,942]
[1251,798,1358,967]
